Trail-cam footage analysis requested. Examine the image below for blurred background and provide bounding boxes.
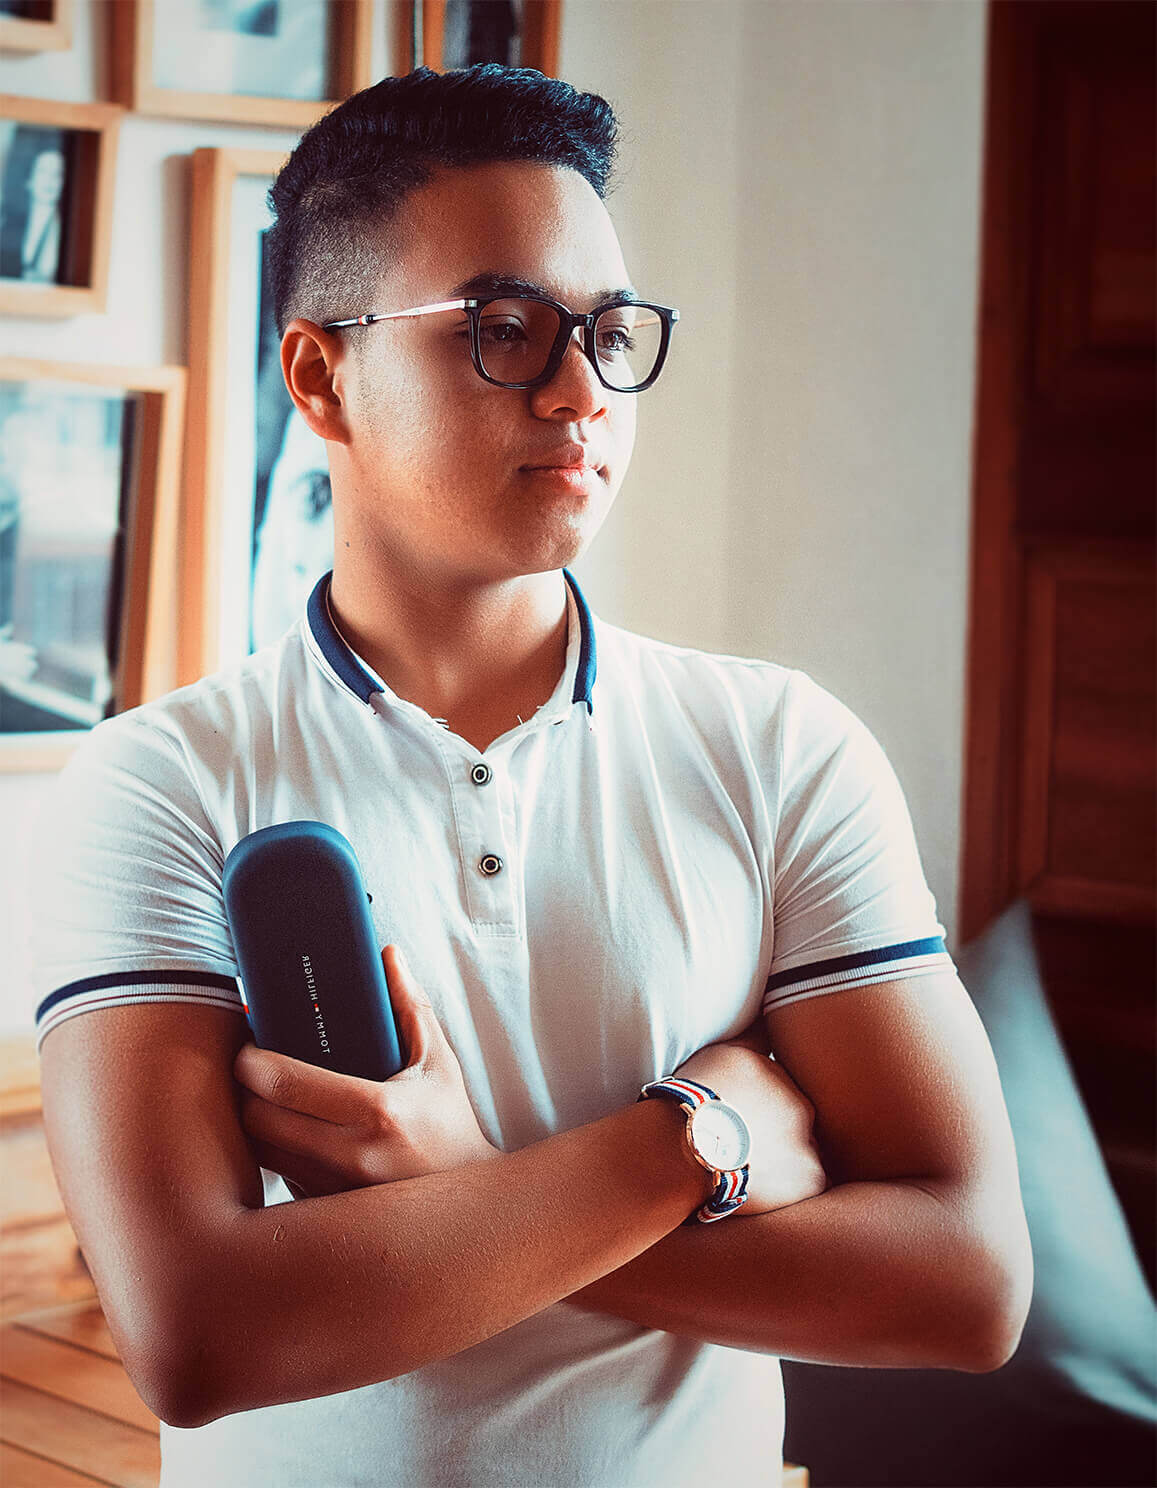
[0,2,1153,1485]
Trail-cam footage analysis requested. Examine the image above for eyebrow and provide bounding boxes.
[448,272,640,307]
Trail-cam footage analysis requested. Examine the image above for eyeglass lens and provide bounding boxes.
[477,299,663,390]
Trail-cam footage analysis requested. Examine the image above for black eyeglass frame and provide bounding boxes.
[322,294,680,393]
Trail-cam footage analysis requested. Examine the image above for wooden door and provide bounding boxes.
[962,0,1155,1281]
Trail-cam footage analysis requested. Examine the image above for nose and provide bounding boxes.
[528,326,609,422]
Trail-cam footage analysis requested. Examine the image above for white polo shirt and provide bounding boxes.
[31,567,952,1488]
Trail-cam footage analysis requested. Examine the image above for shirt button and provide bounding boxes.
[471,762,492,786]
[479,853,503,877]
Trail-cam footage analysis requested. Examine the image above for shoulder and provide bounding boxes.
[592,616,866,756]
[62,627,304,784]
[134,630,297,739]
[593,615,793,719]
[34,634,313,869]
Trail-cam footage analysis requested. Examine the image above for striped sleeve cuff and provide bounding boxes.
[35,971,244,1053]
[762,936,953,1015]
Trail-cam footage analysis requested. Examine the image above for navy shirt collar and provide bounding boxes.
[306,569,597,714]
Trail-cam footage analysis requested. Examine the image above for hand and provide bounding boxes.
[673,1028,828,1219]
[233,945,496,1199]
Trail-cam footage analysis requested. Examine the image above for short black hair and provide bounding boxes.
[265,64,620,338]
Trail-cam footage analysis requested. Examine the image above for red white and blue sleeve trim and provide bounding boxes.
[761,935,953,1016]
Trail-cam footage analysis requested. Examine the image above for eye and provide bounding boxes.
[478,318,531,347]
[596,324,636,356]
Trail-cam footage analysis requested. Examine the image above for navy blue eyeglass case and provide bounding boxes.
[222,821,405,1082]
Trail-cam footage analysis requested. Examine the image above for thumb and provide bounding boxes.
[382,945,437,1071]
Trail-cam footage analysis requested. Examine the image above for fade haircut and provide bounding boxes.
[265,64,620,338]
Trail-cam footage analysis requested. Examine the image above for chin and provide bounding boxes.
[524,515,607,575]
[493,473,619,575]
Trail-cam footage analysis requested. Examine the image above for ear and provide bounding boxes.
[281,318,353,445]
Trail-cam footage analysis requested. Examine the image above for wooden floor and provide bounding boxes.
[0,1299,160,1487]
[0,1298,808,1487]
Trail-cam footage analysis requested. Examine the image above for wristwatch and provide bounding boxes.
[638,1076,752,1223]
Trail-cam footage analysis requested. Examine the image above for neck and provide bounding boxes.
[327,558,571,749]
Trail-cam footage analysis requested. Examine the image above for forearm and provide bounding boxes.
[172,1099,708,1428]
[570,1177,1030,1372]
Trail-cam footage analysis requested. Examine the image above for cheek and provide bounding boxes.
[357,384,507,512]
[352,376,444,469]
[609,394,638,467]
[418,392,509,480]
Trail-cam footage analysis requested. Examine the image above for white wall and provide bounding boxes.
[559,0,744,650]
[725,0,986,952]
[0,0,985,1033]
[566,0,986,954]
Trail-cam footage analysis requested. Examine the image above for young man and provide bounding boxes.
[32,66,1031,1488]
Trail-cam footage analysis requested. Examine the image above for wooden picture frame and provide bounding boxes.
[184,146,335,686]
[0,0,72,54]
[414,0,561,76]
[0,359,185,773]
[0,96,121,318]
[109,0,375,129]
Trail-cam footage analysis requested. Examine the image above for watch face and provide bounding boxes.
[689,1100,751,1172]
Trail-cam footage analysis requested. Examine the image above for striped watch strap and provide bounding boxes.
[639,1077,751,1224]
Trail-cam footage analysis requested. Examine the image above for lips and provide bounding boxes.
[521,445,604,473]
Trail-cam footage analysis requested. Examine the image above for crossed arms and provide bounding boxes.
[39,943,1032,1430]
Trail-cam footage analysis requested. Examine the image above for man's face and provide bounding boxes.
[331,161,639,588]
[29,149,65,207]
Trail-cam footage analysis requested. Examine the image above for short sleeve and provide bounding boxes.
[762,670,954,1016]
[30,711,243,1054]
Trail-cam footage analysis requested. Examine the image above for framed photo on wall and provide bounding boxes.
[0,0,72,53]
[184,147,335,685]
[0,96,121,317]
[413,0,561,75]
[0,359,185,773]
[110,0,376,128]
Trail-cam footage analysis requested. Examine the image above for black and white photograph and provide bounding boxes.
[441,0,523,69]
[206,164,333,666]
[151,0,332,102]
[0,378,134,736]
[0,121,74,285]
[250,224,332,651]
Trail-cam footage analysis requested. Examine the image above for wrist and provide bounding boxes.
[639,1076,753,1223]
[632,1097,717,1212]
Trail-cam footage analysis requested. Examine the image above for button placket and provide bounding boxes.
[442,744,520,934]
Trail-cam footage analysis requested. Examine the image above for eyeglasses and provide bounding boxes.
[322,294,679,393]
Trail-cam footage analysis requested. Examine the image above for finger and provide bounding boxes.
[239,1089,368,1173]
[233,1041,380,1122]
[381,945,438,1071]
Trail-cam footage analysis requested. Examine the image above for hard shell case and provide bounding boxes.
[222,821,404,1081]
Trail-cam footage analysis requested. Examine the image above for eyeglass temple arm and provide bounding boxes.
[322,299,475,330]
